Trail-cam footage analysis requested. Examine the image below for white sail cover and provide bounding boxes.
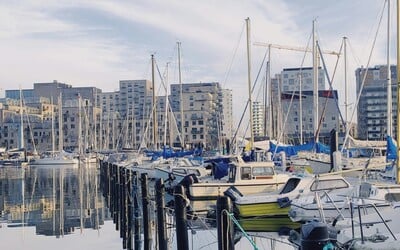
[347,136,386,149]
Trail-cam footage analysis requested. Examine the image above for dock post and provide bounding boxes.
[115,164,120,231]
[133,171,141,250]
[121,167,127,248]
[127,169,133,250]
[106,162,111,207]
[156,179,168,250]
[141,173,152,250]
[174,185,189,250]
[217,196,234,250]
[112,164,117,225]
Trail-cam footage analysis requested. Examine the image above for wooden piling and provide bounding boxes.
[174,185,189,250]
[217,196,234,250]
[156,179,168,250]
[127,169,133,250]
[141,173,152,250]
[133,171,141,250]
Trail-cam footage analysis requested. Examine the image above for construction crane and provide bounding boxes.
[253,41,340,56]
[253,41,340,144]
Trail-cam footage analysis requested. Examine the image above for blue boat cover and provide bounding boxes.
[269,140,330,157]
[386,135,397,161]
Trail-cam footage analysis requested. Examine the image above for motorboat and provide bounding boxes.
[228,173,351,232]
[288,180,400,223]
[179,156,290,213]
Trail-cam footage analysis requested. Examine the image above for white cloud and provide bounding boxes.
[0,0,396,126]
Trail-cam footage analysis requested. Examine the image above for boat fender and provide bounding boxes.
[288,209,297,219]
[277,197,291,208]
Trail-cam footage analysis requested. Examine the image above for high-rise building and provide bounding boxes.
[169,82,229,150]
[281,67,325,92]
[1,82,102,152]
[271,66,340,144]
[356,65,397,140]
[280,90,340,144]
[0,80,232,152]
[220,89,233,149]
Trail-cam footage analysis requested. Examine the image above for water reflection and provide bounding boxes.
[0,165,108,237]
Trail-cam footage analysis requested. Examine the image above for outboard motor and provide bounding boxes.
[300,220,336,250]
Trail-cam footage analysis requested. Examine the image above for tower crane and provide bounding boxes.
[253,41,340,56]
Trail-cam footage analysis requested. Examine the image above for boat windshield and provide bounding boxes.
[280,178,301,194]
[310,178,349,191]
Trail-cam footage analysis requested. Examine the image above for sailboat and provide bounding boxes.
[174,19,291,214]
[30,96,78,166]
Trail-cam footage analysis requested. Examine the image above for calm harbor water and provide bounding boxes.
[0,165,295,250]
[0,165,122,250]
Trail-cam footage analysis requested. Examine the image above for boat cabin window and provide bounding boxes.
[385,192,400,202]
[252,167,274,176]
[187,169,201,176]
[310,179,349,191]
[241,167,252,180]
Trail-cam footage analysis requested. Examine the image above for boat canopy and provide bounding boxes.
[269,140,330,157]
[347,136,386,149]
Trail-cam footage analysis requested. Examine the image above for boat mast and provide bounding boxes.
[246,17,254,150]
[19,87,24,149]
[388,0,393,137]
[58,93,63,152]
[396,0,400,183]
[164,63,170,147]
[151,54,157,150]
[299,69,303,144]
[78,95,82,156]
[51,97,55,157]
[266,45,273,139]
[178,42,184,148]
[312,19,319,143]
[94,89,97,151]
[344,37,348,132]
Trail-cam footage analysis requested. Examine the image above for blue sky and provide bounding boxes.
[0,0,395,124]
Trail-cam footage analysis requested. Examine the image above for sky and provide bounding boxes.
[0,0,396,125]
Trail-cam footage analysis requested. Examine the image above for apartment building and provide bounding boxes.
[356,65,397,140]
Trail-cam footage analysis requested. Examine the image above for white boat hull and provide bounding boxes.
[30,158,79,166]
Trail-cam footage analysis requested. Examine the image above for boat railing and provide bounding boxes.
[349,201,397,244]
